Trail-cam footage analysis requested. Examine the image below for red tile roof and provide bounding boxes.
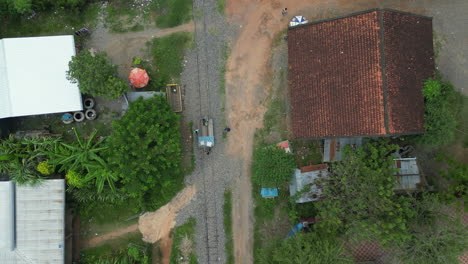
[288,9,434,138]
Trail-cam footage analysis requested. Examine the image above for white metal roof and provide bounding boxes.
[290,167,329,203]
[0,179,65,264]
[0,182,14,251]
[0,35,83,119]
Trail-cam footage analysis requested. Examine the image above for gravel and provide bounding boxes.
[176,0,241,263]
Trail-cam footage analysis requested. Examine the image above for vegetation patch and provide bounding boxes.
[67,50,128,99]
[81,232,151,263]
[216,0,226,15]
[224,190,235,264]
[104,0,153,33]
[169,217,198,264]
[0,1,100,38]
[154,0,192,28]
[147,32,193,90]
[252,145,296,188]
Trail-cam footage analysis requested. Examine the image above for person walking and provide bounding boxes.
[224,127,231,132]
[194,129,199,135]
[281,8,288,16]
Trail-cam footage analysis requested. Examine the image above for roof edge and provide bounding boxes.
[287,8,432,31]
[378,10,390,134]
[288,8,380,30]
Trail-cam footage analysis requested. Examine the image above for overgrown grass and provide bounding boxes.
[0,3,100,38]
[81,232,152,262]
[290,140,323,167]
[169,217,198,264]
[147,32,193,90]
[154,0,192,28]
[224,190,235,264]
[217,0,226,15]
[104,0,155,33]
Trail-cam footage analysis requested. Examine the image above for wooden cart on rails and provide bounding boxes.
[198,117,215,153]
[165,84,183,112]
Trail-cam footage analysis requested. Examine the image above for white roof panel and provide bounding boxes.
[0,182,14,251]
[0,36,82,118]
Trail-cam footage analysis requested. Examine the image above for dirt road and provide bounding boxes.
[224,0,467,263]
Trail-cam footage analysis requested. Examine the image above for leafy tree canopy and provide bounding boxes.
[252,145,296,188]
[67,50,128,99]
[315,139,414,245]
[415,77,461,146]
[106,95,183,210]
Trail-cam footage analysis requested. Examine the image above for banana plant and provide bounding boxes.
[48,128,108,173]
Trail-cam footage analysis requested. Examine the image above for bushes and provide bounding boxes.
[106,95,183,210]
[415,78,461,146]
[252,145,296,187]
[67,50,128,99]
[155,0,192,28]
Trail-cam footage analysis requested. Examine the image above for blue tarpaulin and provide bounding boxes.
[261,188,278,198]
[198,136,215,147]
[288,222,304,237]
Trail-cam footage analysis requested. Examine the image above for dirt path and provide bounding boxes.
[87,21,194,78]
[83,186,196,255]
[224,0,468,262]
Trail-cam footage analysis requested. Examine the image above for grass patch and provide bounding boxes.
[220,43,231,137]
[154,0,192,28]
[104,0,155,33]
[81,232,152,263]
[0,3,100,38]
[224,190,235,264]
[217,0,226,15]
[170,217,198,264]
[147,32,193,90]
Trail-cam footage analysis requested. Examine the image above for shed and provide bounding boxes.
[0,179,65,264]
[289,164,329,203]
[0,35,83,119]
[393,158,421,191]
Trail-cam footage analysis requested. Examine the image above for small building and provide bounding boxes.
[0,35,83,119]
[288,9,434,139]
[0,179,66,263]
[289,164,329,203]
[261,188,278,198]
[322,137,364,162]
[393,158,422,191]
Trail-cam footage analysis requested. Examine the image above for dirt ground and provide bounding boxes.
[83,185,196,264]
[223,0,468,263]
[87,20,194,78]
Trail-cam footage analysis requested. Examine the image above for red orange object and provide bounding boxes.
[128,68,150,88]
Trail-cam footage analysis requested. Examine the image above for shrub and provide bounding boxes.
[252,145,296,187]
[415,78,461,146]
[36,160,53,175]
[66,170,84,188]
[67,50,128,99]
[106,95,183,210]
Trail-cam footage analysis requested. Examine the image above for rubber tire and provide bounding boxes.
[83,98,95,109]
[85,109,97,120]
[73,112,85,122]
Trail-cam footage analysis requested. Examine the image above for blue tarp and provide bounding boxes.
[288,222,304,237]
[261,188,278,198]
[198,136,215,147]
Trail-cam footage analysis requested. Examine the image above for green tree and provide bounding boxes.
[393,194,467,264]
[252,145,296,187]
[257,233,353,264]
[315,139,413,245]
[415,78,461,145]
[437,154,468,203]
[67,50,128,99]
[106,95,183,210]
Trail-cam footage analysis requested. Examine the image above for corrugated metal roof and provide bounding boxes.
[290,166,329,203]
[393,158,421,190]
[0,36,83,119]
[0,179,65,264]
[0,182,14,251]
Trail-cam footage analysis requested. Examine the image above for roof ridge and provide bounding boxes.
[378,10,390,134]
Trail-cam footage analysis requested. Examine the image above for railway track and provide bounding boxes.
[191,0,222,262]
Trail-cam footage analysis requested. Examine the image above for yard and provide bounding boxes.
[0,0,195,262]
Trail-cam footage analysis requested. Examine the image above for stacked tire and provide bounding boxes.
[73,97,97,123]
